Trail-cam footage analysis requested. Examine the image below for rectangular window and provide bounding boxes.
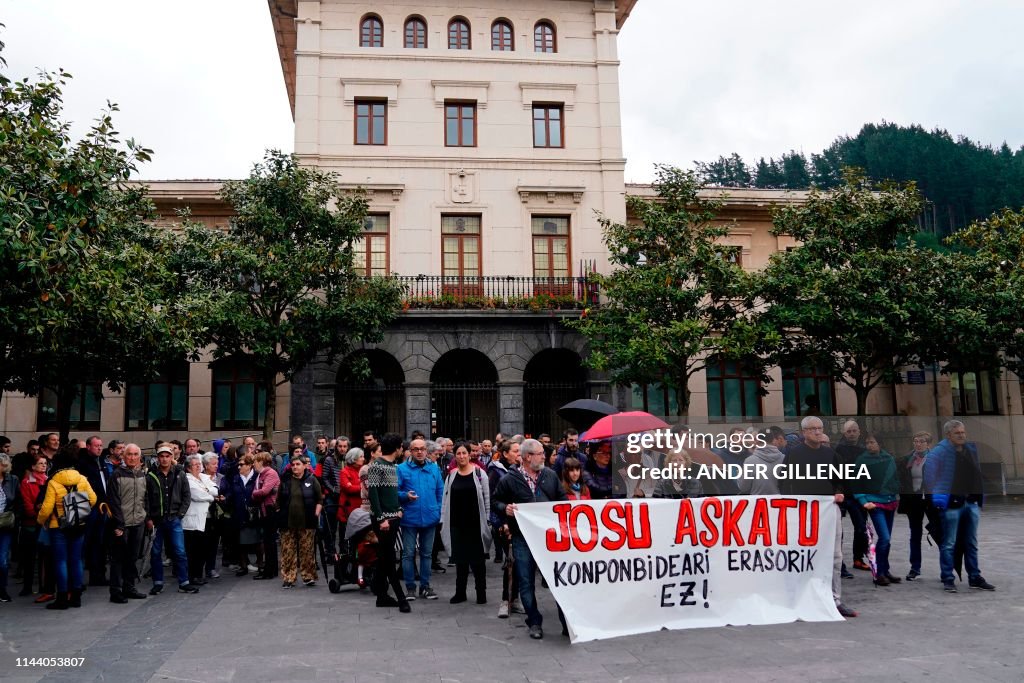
[38,383,103,430]
[630,382,680,415]
[718,246,743,268]
[706,359,762,422]
[531,216,571,295]
[355,99,387,145]
[441,215,482,296]
[444,102,476,147]
[952,370,999,415]
[212,359,267,429]
[353,214,390,276]
[533,104,563,148]
[782,365,835,418]
[125,362,190,430]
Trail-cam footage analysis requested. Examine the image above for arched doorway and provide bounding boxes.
[430,349,498,440]
[524,348,586,438]
[335,350,406,439]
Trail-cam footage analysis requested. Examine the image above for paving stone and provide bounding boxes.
[0,501,1020,680]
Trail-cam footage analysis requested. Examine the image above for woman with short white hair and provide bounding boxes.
[182,454,217,586]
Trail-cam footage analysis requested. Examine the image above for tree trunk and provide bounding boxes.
[673,379,691,419]
[55,382,76,445]
[854,388,869,416]
[263,373,277,441]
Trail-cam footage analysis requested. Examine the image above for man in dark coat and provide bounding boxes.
[492,438,567,640]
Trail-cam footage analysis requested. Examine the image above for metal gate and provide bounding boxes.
[335,383,405,439]
[524,381,587,438]
[430,382,498,441]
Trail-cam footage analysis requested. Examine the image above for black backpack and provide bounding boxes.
[58,484,92,530]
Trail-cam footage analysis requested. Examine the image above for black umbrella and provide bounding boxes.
[557,399,619,430]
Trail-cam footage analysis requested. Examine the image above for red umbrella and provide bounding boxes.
[581,411,670,441]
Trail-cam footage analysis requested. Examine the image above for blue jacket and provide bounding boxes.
[924,438,982,510]
[397,458,443,528]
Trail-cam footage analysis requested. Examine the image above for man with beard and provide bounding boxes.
[492,438,566,639]
[782,416,856,618]
[553,429,582,475]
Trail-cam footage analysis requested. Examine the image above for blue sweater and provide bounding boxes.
[396,458,443,528]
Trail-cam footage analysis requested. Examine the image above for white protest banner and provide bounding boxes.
[514,495,842,643]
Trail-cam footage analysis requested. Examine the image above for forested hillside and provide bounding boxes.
[696,122,1024,235]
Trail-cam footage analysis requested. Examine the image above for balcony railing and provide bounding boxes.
[385,275,599,311]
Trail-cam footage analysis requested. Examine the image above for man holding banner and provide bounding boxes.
[782,416,857,618]
[492,438,567,640]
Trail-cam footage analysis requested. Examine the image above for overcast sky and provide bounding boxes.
[3,0,1022,182]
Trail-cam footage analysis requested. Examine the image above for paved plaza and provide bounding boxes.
[1,499,1021,683]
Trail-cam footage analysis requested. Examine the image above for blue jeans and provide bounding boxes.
[52,529,85,593]
[512,535,543,627]
[0,529,12,589]
[151,516,191,587]
[868,508,895,577]
[401,525,435,590]
[940,503,980,583]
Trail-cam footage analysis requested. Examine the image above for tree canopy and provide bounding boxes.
[176,151,405,439]
[568,166,771,417]
[0,49,198,441]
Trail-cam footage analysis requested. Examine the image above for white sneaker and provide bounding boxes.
[247,564,259,573]
[498,600,510,619]
[510,599,524,614]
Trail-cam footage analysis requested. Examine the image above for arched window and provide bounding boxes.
[360,15,383,47]
[534,20,556,53]
[404,16,427,48]
[448,18,471,50]
[491,19,514,51]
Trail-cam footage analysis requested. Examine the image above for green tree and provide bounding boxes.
[757,170,932,415]
[177,151,405,439]
[695,153,752,187]
[948,208,1024,377]
[0,49,198,441]
[568,166,771,417]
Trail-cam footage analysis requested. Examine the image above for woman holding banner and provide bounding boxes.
[853,434,901,587]
[442,443,492,604]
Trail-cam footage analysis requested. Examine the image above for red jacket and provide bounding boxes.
[251,466,280,516]
[566,485,591,501]
[19,472,48,527]
[337,464,362,523]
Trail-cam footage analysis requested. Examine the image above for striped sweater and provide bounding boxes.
[366,458,401,522]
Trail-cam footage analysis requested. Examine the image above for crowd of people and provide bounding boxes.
[0,417,995,638]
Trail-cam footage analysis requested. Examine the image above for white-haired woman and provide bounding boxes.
[338,447,365,548]
[182,454,217,586]
[202,453,224,579]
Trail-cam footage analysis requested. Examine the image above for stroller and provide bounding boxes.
[332,508,376,594]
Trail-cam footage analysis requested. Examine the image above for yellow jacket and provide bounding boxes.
[37,468,97,529]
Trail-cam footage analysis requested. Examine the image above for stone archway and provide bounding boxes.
[335,350,406,439]
[429,349,498,440]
